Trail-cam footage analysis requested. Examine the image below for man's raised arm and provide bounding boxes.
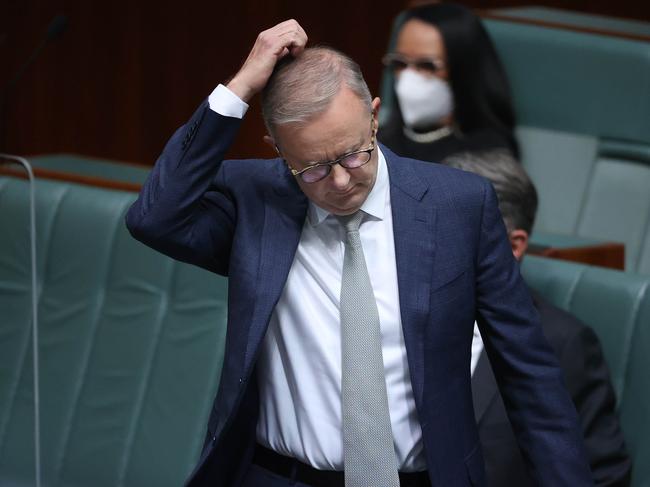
[125,20,307,275]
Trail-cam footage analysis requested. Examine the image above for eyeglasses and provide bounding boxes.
[284,120,377,184]
[382,53,445,77]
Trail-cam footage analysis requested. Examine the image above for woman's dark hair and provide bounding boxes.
[397,3,518,154]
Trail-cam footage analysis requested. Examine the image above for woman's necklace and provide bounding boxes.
[403,125,453,144]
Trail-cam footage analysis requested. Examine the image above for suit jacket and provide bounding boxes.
[126,101,593,487]
[472,293,632,486]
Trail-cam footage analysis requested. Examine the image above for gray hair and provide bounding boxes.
[261,46,372,137]
[443,149,538,234]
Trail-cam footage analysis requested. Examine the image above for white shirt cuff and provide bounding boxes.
[208,84,249,119]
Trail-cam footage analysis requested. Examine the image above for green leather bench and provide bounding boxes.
[484,11,650,274]
[521,255,650,487]
[379,8,650,274]
[0,174,227,487]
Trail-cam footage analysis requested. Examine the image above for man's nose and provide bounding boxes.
[329,164,351,189]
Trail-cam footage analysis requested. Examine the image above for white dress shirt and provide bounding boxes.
[208,84,425,472]
[470,322,484,376]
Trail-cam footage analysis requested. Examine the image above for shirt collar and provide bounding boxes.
[309,147,389,226]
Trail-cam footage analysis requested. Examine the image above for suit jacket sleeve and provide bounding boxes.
[557,323,632,486]
[473,181,593,485]
[125,102,242,276]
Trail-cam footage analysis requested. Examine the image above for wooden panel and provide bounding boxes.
[1,0,648,166]
[528,242,626,270]
[461,0,650,22]
[0,0,406,164]
[479,10,650,42]
[0,165,141,193]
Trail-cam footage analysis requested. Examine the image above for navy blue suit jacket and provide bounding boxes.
[126,101,593,487]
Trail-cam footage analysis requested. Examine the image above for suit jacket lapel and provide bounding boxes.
[243,165,308,376]
[385,146,435,408]
[472,351,499,424]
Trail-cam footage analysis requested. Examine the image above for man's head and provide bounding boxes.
[261,47,381,215]
[444,150,538,261]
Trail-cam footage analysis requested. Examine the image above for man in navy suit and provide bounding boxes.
[126,20,592,486]
[444,151,632,486]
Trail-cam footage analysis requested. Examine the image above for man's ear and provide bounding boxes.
[371,97,381,130]
[509,229,529,261]
[263,135,276,148]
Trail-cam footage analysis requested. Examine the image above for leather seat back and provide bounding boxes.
[0,175,228,487]
[522,255,650,485]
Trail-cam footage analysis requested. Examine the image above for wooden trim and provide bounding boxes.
[528,242,625,270]
[0,165,142,192]
[479,10,650,43]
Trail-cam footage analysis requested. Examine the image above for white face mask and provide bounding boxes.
[395,68,454,130]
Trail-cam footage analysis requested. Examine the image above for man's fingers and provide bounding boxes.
[296,23,308,42]
[290,24,308,56]
[260,29,305,62]
[278,28,307,49]
[289,45,304,57]
[271,18,302,34]
[269,19,307,51]
[256,25,305,59]
[227,19,307,102]
[258,20,301,48]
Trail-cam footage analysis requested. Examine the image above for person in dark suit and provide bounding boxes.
[444,150,632,486]
[126,20,592,487]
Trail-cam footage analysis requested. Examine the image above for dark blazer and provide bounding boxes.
[126,101,593,487]
[472,293,632,486]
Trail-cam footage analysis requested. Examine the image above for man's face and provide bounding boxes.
[273,87,381,216]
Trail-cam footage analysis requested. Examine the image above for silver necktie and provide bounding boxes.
[338,211,400,487]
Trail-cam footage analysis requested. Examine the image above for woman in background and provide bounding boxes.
[379,3,519,162]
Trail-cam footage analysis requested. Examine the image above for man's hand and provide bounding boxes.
[227,19,308,103]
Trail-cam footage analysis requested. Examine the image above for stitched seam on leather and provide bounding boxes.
[116,261,175,486]
[618,280,649,407]
[573,142,599,234]
[565,267,586,311]
[634,204,650,271]
[0,183,69,465]
[0,179,36,457]
[53,197,128,483]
